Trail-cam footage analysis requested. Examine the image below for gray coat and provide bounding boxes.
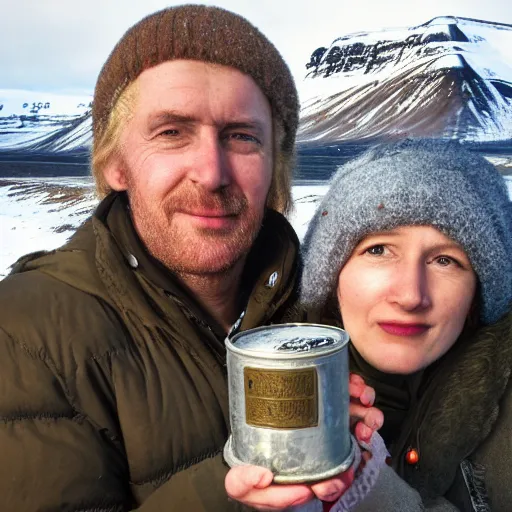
[354,309,512,511]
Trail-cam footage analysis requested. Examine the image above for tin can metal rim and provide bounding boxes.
[223,434,357,484]
[226,323,349,360]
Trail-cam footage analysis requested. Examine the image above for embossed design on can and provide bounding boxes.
[244,367,318,429]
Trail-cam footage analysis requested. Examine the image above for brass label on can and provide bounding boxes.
[244,367,318,429]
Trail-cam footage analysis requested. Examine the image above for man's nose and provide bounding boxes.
[188,132,231,191]
[388,261,431,311]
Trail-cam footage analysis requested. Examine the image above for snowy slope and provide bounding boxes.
[0,90,92,151]
[0,90,92,118]
[298,16,512,143]
[2,170,512,278]
[0,178,328,278]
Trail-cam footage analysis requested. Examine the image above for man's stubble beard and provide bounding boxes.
[127,183,266,277]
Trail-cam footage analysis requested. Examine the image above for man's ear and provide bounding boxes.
[103,158,128,191]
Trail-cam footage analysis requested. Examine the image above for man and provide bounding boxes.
[0,5,300,510]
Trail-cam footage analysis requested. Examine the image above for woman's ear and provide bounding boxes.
[464,292,481,332]
[325,291,344,328]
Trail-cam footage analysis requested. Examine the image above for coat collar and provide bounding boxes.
[400,310,512,499]
[13,191,300,340]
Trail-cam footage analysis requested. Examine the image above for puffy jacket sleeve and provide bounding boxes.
[135,454,250,512]
[0,326,133,512]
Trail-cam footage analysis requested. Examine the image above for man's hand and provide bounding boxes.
[225,465,355,510]
[224,373,384,510]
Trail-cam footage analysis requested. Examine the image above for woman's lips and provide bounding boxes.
[378,322,430,336]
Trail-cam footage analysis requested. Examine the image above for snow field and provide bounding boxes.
[1,175,511,279]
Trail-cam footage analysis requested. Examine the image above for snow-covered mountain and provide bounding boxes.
[298,16,512,143]
[0,90,92,152]
[2,16,512,155]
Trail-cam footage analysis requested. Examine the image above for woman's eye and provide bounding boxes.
[365,245,385,256]
[435,256,459,267]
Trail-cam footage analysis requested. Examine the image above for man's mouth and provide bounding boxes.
[184,209,237,217]
[177,209,238,229]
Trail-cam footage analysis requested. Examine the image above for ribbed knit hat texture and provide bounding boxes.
[300,139,512,325]
[92,4,298,154]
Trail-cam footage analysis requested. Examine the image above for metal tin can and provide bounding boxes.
[223,323,355,483]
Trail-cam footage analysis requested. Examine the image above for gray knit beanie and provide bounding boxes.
[300,139,512,325]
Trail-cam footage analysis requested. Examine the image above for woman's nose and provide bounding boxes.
[387,261,431,311]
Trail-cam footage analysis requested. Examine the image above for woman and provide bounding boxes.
[298,139,512,510]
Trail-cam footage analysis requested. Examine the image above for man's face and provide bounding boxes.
[105,60,274,275]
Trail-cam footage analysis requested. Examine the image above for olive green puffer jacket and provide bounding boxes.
[0,192,299,512]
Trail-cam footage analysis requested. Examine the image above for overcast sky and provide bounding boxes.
[2,0,512,96]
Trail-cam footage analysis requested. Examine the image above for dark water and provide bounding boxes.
[295,140,512,180]
[1,141,511,180]
[294,142,373,180]
[0,150,90,177]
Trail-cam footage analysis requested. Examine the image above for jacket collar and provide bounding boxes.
[101,192,300,337]
[14,191,300,340]
[401,309,512,499]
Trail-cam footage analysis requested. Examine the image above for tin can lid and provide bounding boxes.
[227,323,349,358]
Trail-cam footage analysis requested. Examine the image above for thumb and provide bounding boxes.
[225,465,274,499]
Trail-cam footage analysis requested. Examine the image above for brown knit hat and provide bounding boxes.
[92,4,299,211]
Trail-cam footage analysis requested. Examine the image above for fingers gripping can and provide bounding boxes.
[223,323,355,483]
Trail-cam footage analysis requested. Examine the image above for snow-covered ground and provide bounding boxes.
[0,178,329,278]
[0,177,96,276]
[1,174,511,279]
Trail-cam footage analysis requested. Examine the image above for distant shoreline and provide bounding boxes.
[0,142,511,179]
[0,151,90,177]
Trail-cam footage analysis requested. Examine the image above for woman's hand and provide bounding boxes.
[349,373,384,443]
[224,373,383,511]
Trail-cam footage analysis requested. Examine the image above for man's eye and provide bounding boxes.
[159,129,179,136]
[365,245,385,256]
[228,133,260,144]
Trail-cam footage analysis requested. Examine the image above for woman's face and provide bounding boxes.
[337,225,477,374]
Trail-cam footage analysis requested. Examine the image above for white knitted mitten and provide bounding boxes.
[330,432,389,511]
[293,432,389,512]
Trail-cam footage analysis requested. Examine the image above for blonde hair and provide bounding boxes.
[91,80,139,198]
[91,83,294,215]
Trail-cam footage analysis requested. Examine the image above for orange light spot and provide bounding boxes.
[405,448,419,465]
